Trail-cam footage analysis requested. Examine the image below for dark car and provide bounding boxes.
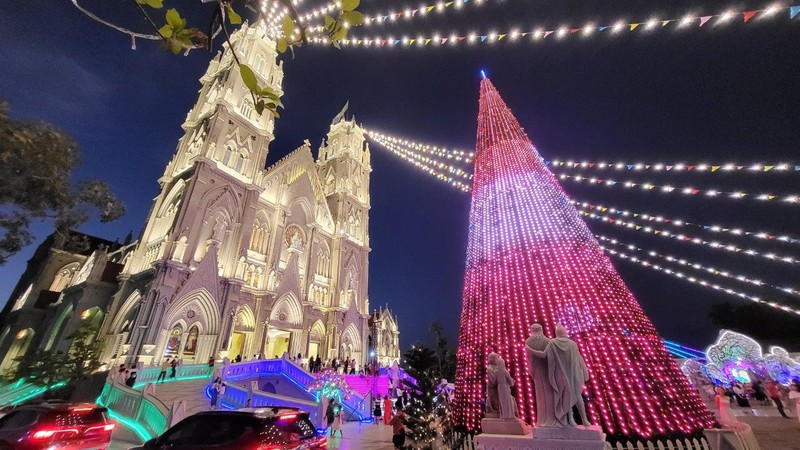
[131,408,327,450]
[0,402,116,449]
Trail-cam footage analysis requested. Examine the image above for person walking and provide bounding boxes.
[157,359,170,383]
[169,358,178,379]
[373,399,382,425]
[389,409,407,449]
[315,355,322,373]
[767,379,790,418]
[331,400,343,437]
[213,378,226,410]
[326,399,336,435]
[383,395,393,425]
[350,359,356,375]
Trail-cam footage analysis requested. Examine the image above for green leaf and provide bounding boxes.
[255,100,266,115]
[341,0,359,12]
[271,110,280,118]
[281,16,295,39]
[239,64,259,92]
[340,10,364,26]
[331,39,341,49]
[166,9,183,31]
[324,15,335,30]
[226,6,242,25]
[168,39,182,54]
[159,24,173,39]
[332,26,347,41]
[276,38,288,53]
[138,0,164,8]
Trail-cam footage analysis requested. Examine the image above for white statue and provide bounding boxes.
[528,325,591,427]
[290,232,303,251]
[525,323,557,427]
[486,352,518,419]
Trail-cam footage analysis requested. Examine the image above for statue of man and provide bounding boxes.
[525,324,556,427]
[529,325,591,427]
[486,352,518,419]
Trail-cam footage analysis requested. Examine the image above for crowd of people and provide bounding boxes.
[702,377,800,424]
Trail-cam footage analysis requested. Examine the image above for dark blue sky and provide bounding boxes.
[1,0,799,351]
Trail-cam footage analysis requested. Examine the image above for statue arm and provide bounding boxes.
[525,342,546,359]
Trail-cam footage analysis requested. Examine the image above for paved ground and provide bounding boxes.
[324,421,398,450]
[109,425,144,450]
[738,415,800,450]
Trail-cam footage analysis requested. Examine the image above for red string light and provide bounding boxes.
[452,78,716,440]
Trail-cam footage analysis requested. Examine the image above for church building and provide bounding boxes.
[0,23,397,373]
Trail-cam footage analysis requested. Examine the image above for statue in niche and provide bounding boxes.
[172,236,188,262]
[527,325,591,427]
[486,352,518,419]
[188,128,207,154]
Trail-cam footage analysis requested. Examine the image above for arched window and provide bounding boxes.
[234,152,247,172]
[240,101,253,120]
[222,143,234,166]
[254,55,266,75]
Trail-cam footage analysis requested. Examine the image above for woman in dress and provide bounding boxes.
[331,401,344,437]
[373,400,382,425]
[789,383,800,424]
[715,387,746,430]
[383,395,393,425]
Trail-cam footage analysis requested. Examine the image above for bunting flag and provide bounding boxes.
[309,4,800,48]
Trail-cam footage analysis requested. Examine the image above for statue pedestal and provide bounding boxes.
[476,425,606,450]
[481,418,532,435]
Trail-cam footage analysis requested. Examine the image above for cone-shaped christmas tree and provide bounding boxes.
[453,78,715,442]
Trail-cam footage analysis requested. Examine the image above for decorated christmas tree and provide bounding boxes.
[452,77,716,443]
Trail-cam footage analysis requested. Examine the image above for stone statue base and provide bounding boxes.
[476,425,606,450]
[481,418,532,435]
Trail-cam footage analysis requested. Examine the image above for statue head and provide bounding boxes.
[487,352,500,367]
[531,323,543,336]
[555,324,569,339]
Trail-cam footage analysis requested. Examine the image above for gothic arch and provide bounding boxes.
[44,304,73,351]
[309,320,326,342]
[150,180,186,241]
[340,323,361,351]
[108,291,142,335]
[270,293,302,327]
[50,262,80,292]
[289,197,314,224]
[234,305,256,331]
[163,289,220,335]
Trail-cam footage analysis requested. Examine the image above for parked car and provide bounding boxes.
[0,402,116,449]
[131,408,327,449]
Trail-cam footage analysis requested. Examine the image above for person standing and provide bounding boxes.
[383,395,393,425]
[169,358,178,379]
[215,379,226,410]
[767,379,790,418]
[343,358,350,375]
[210,377,222,410]
[373,399,382,425]
[389,409,407,449]
[326,399,336,434]
[331,400,343,437]
[157,359,170,383]
[315,355,322,373]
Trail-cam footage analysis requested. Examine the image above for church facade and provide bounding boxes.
[0,23,394,373]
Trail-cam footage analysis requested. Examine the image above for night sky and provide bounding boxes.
[1,0,799,352]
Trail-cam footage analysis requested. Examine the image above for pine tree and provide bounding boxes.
[401,344,440,450]
[65,322,104,379]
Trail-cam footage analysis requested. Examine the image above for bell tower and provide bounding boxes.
[317,117,371,246]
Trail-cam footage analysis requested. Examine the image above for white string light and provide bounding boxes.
[550,160,800,174]
[597,234,800,298]
[600,247,800,316]
[577,207,800,266]
[573,199,800,247]
[372,136,472,191]
[556,173,800,205]
[365,129,474,162]
[310,4,799,48]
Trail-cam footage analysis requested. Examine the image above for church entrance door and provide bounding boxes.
[230,332,245,361]
[265,328,291,359]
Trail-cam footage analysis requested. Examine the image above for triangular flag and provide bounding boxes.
[544,30,554,38]
[427,5,435,12]
[764,165,774,171]
[480,36,488,42]
[796,165,800,171]
[630,23,640,31]
[792,6,800,19]
[654,230,661,234]
[599,26,609,31]
[425,38,431,45]
[457,36,466,41]
[445,1,453,6]
[636,226,642,230]
[743,11,758,22]
[498,34,507,40]
[409,39,414,44]
[442,38,448,44]
[662,20,671,26]
[666,165,673,170]
[627,164,634,170]
[570,28,580,33]
[687,165,695,171]
[699,16,712,26]
[690,189,700,195]
[711,166,720,172]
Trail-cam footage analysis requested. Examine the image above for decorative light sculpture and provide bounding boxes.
[452,78,716,441]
